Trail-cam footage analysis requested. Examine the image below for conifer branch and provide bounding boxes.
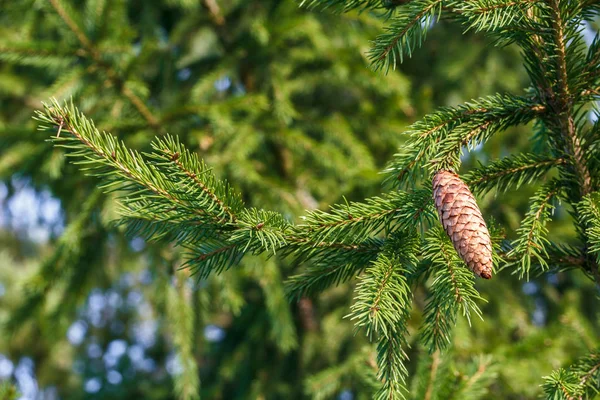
[349,233,419,340]
[449,0,540,33]
[298,189,434,244]
[35,101,296,278]
[543,349,600,400]
[509,179,562,279]
[420,228,484,352]
[384,95,545,185]
[368,0,443,71]
[545,0,593,197]
[375,335,409,400]
[348,233,420,399]
[577,193,600,283]
[464,154,564,195]
[20,1,600,397]
[285,238,384,299]
[148,137,240,223]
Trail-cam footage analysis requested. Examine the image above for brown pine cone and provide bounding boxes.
[432,170,493,279]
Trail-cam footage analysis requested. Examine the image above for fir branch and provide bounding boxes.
[285,238,385,299]
[384,94,545,186]
[544,0,593,197]
[420,228,484,353]
[509,179,562,280]
[543,350,600,400]
[577,192,600,265]
[464,153,564,195]
[147,135,243,223]
[368,0,443,71]
[35,101,223,227]
[348,232,419,340]
[297,189,434,245]
[184,240,244,279]
[36,101,295,279]
[375,335,409,400]
[430,97,543,171]
[449,0,540,33]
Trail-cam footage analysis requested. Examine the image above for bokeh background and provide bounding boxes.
[0,1,598,399]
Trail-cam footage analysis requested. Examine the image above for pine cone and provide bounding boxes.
[432,170,493,279]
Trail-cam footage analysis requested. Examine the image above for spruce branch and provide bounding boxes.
[347,233,420,399]
[384,95,545,186]
[375,334,410,400]
[577,192,600,274]
[184,240,244,279]
[35,101,223,225]
[543,349,600,400]
[509,179,562,280]
[349,232,419,340]
[368,0,443,71]
[420,228,484,353]
[542,0,593,197]
[285,238,384,299]
[297,189,435,243]
[449,0,540,33]
[430,97,543,172]
[35,101,296,278]
[464,153,564,195]
[147,135,242,223]
[297,189,434,245]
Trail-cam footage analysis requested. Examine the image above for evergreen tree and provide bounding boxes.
[2,0,600,399]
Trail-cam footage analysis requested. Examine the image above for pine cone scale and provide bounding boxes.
[432,170,493,279]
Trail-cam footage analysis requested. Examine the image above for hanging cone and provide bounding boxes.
[432,170,493,279]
